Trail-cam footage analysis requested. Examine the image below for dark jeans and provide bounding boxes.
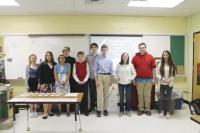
[89,78,97,110]
[69,77,76,93]
[160,84,173,112]
[69,77,76,112]
[118,83,132,112]
[75,81,88,113]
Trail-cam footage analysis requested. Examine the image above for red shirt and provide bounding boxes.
[75,61,87,81]
[132,52,156,78]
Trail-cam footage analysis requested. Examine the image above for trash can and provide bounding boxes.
[0,91,8,119]
[174,90,183,110]
[175,97,183,110]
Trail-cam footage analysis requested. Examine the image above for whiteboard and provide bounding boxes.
[90,35,170,72]
[4,36,89,79]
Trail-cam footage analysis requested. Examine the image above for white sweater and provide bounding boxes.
[156,63,175,86]
[116,64,136,85]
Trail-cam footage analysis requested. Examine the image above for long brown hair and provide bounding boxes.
[45,51,55,64]
[160,50,177,77]
[119,52,129,65]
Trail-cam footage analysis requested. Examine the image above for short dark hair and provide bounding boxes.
[63,46,70,52]
[90,43,98,49]
[77,51,84,56]
[138,43,146,48]
[101,44,108,49]
[57,54,65,63]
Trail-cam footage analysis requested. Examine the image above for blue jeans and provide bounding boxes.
[118,83,132,112]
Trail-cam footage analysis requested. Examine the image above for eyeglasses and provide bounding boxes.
[91,46,97,48]
[139,46,146,49]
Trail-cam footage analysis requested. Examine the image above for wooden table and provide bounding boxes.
[191,115,200,124]
[7,92,83,133]
[190,115,200,133]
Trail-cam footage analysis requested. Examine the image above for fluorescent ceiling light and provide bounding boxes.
[128,0,184,8]
[0,0,19,6]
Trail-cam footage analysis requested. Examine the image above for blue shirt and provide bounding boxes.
[54,63,70,82]
[94,54,114,77]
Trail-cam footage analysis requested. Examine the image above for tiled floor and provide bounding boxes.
[1,104,199,133]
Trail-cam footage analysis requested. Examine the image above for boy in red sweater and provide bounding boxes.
[73,51,90,116]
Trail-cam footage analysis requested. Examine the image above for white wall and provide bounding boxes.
[91,35,170,71]
[4,35,89,79]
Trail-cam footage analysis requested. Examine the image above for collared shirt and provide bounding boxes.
[73,61,90,83]
[132,52,156,78]
[86,52,99,79]
[54,63,71,82]
[94,54,114,77]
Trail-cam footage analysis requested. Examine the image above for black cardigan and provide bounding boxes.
[38,62,56,85]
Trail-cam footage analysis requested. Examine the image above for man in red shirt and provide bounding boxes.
[132,43,156,116]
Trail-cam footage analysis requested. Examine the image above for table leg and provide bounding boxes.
[26,104,31,131]
[78,104,82,132]
[12,103,16,133]
[74,103,78,133]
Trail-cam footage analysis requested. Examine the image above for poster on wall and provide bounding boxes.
[197,63,200,85]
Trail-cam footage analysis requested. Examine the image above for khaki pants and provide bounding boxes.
[136,78,152,111]
[96,74,110,112]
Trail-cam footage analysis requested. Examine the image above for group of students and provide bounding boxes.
[25,42,176,119]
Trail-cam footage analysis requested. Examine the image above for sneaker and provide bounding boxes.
[103,110,108,116]
[126,111,131,117]
[66,112,70,117]
[145,111,151,116]
[42,115,48,119]
[166,113,171,119]
[137,110,143,116]
[56,112,61,117]
[34,111,38,117]
[89,108,95,113]
[118,112,124,117]
[96,111,101,117]
[84,112,89,116]
[48,112,54,116]
[159,111,164,118]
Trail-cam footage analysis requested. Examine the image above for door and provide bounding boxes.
[193,32,200,99]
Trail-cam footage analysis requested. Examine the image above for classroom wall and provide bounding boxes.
[0,36,3,47]
[0,15,188,98]
[0,16,186,34]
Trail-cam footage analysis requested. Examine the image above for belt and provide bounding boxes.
[98,73,111,75]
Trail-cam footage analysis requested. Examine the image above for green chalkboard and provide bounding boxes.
[170,36,185,65]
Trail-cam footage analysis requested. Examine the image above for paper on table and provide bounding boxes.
[20,93,29,97]
[65,93,78,97]
[8,98,78,102]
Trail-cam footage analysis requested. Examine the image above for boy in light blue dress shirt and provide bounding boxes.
[94,44,114,117]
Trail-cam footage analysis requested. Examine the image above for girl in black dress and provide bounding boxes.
[38,51,56,119]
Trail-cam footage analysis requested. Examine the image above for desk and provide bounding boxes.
[191,115,200,124]
[7,92,83,133]
[191,115,200,133]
